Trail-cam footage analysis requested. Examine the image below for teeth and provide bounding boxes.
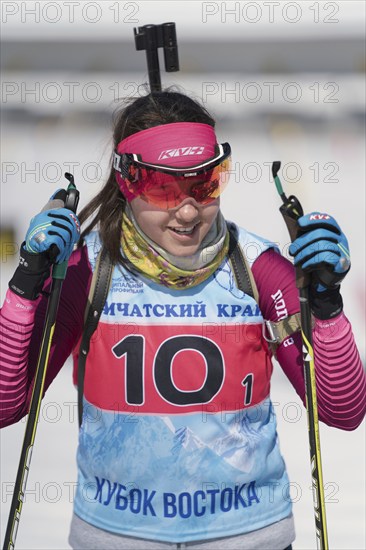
[171,226,195,234]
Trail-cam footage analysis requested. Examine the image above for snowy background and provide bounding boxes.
[1,1,365,548]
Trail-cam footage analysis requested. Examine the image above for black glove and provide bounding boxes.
[9,245,52,300]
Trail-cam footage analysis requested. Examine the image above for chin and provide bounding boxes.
[170,246,200,258]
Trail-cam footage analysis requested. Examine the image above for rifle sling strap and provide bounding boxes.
[77,247,113,426]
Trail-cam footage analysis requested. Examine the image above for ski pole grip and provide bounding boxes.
[279,199,301,242]
[279,196,311,289]
[52,173,79,280]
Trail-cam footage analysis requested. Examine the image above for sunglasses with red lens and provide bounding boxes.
[114,143,231,209]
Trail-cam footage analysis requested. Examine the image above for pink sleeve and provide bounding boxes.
[252,248,366,431]
[0,246,92,428]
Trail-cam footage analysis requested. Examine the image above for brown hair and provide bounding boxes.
[78,90,216,265]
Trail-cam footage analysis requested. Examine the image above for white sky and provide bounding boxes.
[1,0,365,41]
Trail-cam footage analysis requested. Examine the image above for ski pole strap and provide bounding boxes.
[77,246,114,427]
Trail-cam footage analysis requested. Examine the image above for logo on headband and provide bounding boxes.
[158,146,205,160]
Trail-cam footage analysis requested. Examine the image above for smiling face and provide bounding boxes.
[129,196,220,257]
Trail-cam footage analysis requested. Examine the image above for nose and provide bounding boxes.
[174,199,200,223]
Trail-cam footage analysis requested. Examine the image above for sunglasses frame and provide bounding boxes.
[114,143,231,182]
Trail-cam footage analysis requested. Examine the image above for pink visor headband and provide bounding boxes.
[116,122,217,167]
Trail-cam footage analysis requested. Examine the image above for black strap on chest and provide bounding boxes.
[77,247,114,426]
[226,222,258,302]
[76,224,256,427]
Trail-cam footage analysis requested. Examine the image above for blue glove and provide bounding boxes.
[289,212,351,290]
[25,190,80,263]
[9,189,80,300]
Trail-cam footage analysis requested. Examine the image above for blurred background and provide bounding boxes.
[1,1,365,548]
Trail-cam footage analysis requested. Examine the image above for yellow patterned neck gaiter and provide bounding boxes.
[121,211,229,289]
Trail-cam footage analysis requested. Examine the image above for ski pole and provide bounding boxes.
[272,161,329,550]
[3,173,79,550]
[134,22,179,92]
